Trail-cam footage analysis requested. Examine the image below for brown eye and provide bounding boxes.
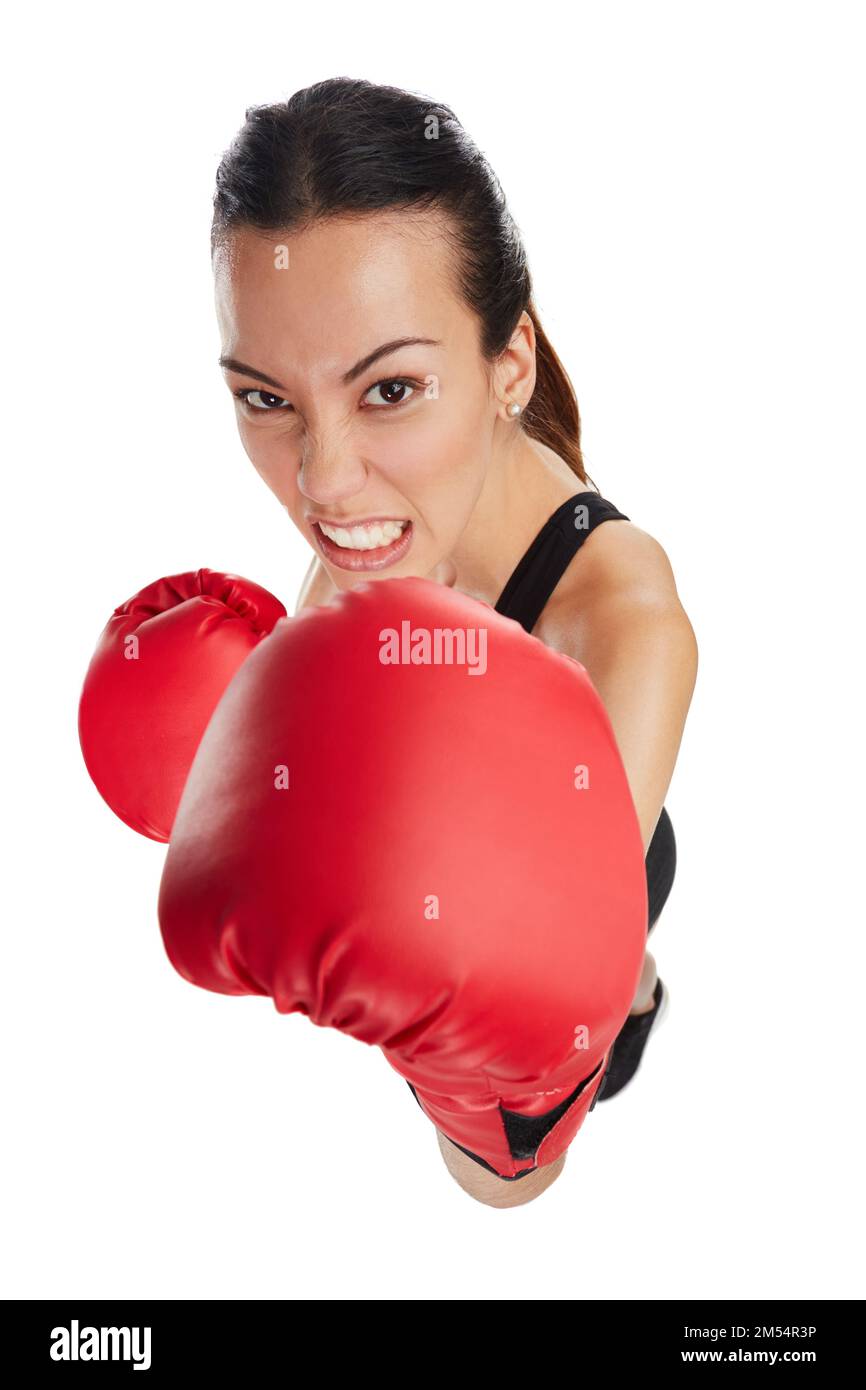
[236,389,291,411]
[363,379,416,408]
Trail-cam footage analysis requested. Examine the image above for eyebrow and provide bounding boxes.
[219,337,442,391]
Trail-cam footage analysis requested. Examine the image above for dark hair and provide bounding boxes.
[212,77,588,482]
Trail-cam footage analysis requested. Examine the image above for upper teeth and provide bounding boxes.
[319,519,408,551]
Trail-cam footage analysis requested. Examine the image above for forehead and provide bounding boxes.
[214,213,471,372]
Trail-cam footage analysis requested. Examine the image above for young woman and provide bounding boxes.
[211,77,698,1207]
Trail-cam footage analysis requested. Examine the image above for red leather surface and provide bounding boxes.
[79,569,286,842]
[158,577,647,1176]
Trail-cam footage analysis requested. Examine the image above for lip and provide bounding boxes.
[311,518,414,572]
[308,514,410,530]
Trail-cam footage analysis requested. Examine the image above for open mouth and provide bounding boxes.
[312,518,414,572]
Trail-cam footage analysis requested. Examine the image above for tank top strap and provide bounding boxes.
[494,491,629,634]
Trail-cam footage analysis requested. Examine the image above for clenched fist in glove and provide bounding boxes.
[158,576,648,1180]
[78,569,287,841]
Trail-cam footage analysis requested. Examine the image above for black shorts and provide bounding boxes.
[647,805,677,934]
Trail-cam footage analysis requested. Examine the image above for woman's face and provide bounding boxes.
[214,213,501,586]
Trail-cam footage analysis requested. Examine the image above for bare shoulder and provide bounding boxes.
[537,516,698,660]
[294,554,337,615]
[566,517,683,606]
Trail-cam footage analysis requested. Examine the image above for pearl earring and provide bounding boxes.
[507,402,521,418]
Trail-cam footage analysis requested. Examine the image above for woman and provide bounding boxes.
[211,77,698,1206]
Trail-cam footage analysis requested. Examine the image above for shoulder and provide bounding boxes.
[536,513,698,663]
[568,513,681,605]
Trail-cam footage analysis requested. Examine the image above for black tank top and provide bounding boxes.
[494,490,628,633]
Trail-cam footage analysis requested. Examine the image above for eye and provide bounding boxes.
[234,388,291,412]
[363,378,417,409]
[233,377,419,415]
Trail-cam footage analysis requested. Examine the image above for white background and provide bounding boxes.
[2,0,863,1301]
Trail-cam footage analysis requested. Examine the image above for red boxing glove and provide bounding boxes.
[78,569,287,842]
[158,577,647,1178]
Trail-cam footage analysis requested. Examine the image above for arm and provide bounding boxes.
[554,525,699,852]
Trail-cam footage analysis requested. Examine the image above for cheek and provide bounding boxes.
[373,395,488,487]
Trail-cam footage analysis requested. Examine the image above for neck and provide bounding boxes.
[450,430,590,607]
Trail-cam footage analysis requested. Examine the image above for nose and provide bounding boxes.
[296,429,369,509]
